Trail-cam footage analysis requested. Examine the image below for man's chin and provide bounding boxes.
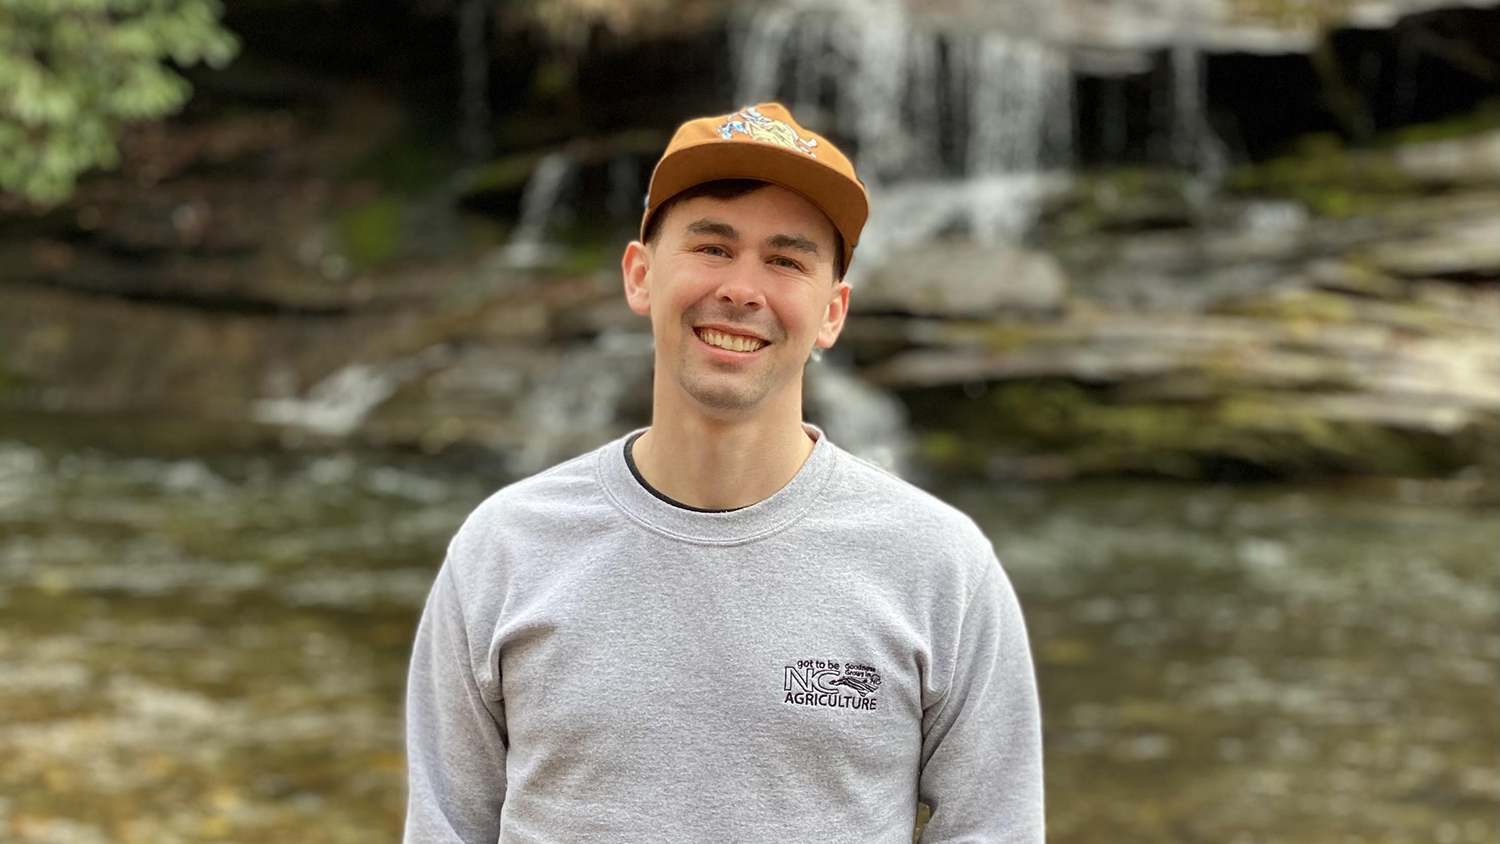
[675,371,771,414]
[683,385,763,413]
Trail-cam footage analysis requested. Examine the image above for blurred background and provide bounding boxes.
[0,0,1496,841]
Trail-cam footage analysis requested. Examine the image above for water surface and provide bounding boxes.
[0,441,1493,843]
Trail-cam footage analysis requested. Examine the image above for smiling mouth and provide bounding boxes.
[695,328,768,353]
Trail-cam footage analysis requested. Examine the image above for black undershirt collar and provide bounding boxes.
[623,431,746,513]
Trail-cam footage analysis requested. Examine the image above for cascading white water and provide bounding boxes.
[805,362,912,477]
[906,30,942,168]
[495,151,576,269]
[729,0,1073,269]
[253,347,453,438]
[509,330,656,476]
[1169,42,1228,197]
[1171,42,1202,170]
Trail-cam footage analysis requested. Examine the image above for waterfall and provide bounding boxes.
[1169,42,1228,198]
[494,151,576,269]
[252,347,453,438]
[731,0,1070,177]
[509,331,655,476]
[730,0,1073,268]
[805,361,912,477]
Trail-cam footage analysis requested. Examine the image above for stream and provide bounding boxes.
[0,440,1494,843]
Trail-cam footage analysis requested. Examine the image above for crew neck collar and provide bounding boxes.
[597,422,836,546]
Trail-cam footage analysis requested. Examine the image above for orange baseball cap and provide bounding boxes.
[640,102,869,273]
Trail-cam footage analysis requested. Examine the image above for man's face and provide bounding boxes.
[622,184,851,420]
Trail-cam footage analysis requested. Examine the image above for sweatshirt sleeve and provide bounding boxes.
[917,553,1045,844]
[403,558,509,844]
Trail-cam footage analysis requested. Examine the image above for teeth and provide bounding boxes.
[698,329,765,352]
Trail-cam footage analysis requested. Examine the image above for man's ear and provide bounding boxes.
[815,279,851,349]
[622,240,652,316]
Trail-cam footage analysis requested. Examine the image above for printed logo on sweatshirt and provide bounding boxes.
[783,659,882,711]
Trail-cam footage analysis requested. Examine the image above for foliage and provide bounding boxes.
[0,0,239,207]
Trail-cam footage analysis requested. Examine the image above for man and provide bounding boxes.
[403,102,1044,843]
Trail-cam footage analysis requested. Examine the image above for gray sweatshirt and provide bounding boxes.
[403,424,1044,843]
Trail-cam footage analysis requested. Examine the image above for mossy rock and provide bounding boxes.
[1228,133,1417,216]
[1210,288,1359,324]
[1229,104,1500,213]
[903,380,1489,480]
[1379,99,1500,148]
[1055,167,1196,234]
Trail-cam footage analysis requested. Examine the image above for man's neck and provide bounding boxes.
[630,412,817,511]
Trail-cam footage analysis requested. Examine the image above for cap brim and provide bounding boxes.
[642,139,868,271]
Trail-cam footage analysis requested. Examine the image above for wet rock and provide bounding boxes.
[1301,259,1407,300]
[861,288,1499,479]
[1395,131,1500,187]
[1359,216,1500,279]
[857,240,1069,317]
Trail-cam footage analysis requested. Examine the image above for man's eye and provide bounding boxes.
[771,256,803,270]
[699,245,729,257]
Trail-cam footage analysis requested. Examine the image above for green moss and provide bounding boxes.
[465,152,548,196]
[981,323,1036,353]
[339,125,455,195]
[1228,132,1417,216]
[1225,0,1351,28]
[338,196,404,268]
[1212,289,1358,323]
[0,365,22,401]
[1230,105,1500,215]
[919,430,967,464]
[1053,167,1194,236]
[544,218,634,276]
[1106,167,1186,198]
[1379,99,1500,147]
[905,380,1475,479]
[554,241,613,275]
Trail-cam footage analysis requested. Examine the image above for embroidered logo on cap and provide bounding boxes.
[783,658,881,711]
[718,106,819,157]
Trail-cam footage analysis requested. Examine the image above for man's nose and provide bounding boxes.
[713,260,766,309]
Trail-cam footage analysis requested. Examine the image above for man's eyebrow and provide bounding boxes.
[684,219,821,256]
[766,233,820,255]
[685,219,738,239]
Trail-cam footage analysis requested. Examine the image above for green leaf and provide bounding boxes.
[0,0,240,206]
